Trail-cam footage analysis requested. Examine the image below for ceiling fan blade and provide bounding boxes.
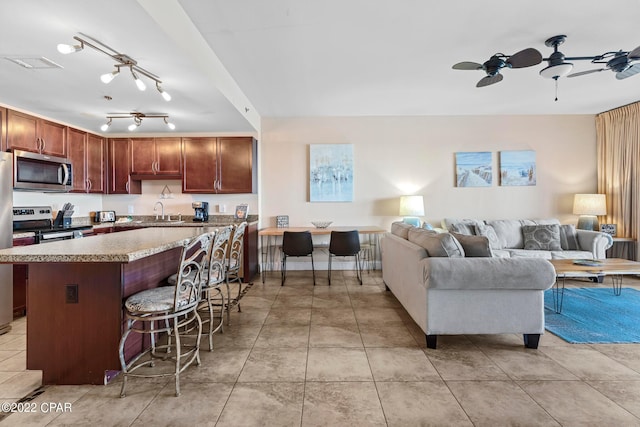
[616,64,640,80]
[476,73,503,88]
[628,46,640,60]
[506,48,543,68]
[452,61,483,70]
[567,68,606,78]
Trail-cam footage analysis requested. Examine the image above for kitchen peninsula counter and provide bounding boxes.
[0,227,216,385]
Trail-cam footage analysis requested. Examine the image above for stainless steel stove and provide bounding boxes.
[13,206,92,243]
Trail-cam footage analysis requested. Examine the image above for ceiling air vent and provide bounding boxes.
[4,57,63,69]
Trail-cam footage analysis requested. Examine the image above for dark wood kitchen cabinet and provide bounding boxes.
[130,137,181,178]
[106,138,140,194]
[6,110,67,157]
[12,236,35,318]
[182,137,256,194]
[67,129,105,193]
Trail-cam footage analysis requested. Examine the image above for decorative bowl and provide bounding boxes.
[311,221,332,229]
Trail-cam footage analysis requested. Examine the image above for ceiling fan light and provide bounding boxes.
[539,63,573,79]
[57,43,82,54]
[100,69,119,84]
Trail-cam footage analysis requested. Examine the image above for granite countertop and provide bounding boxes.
[0,227,215,263]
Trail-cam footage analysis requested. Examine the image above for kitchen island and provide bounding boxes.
[0,227,211,385]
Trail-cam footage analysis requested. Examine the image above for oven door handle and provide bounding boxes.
[39,231,75,241]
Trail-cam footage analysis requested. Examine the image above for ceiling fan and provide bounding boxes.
[452,48,543,88]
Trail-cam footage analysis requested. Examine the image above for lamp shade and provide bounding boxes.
[573,194,606,215]
[399,195,424,217]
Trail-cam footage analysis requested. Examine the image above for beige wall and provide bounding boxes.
[259,115,597,230]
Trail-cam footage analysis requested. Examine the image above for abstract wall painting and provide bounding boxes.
[455,151,492,187]
[499,150,536,186]
[309,144,354,202]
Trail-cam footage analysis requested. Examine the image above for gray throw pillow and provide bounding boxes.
[522,224,562,250]
[411,232,465,257]
[474,223,502,250]
[390,221,414,239]
[450,223,475,235]
[559,224,579,250]
[451,232,493,257]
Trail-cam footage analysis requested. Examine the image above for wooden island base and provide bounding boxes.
[27,247,181,385]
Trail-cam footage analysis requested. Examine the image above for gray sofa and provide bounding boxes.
[442,218,613,259]
[381,222,557,349]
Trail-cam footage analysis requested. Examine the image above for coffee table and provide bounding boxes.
[549,258,640,313]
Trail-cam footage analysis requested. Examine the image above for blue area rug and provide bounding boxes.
[544,287,640,344]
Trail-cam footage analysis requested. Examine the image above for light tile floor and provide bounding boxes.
[1,271,640,426]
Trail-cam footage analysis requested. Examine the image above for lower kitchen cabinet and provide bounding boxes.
[12,236,35,318]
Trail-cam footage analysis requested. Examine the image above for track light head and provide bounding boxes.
[156,83,171,101]
[57,43,83,54]
[164,117,176,130]
[131,68,146,91]
[100,68,120,84]
[100,118,112,132]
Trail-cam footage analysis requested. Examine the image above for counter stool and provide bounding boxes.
[328,230,362,286]
[118,232,212,397]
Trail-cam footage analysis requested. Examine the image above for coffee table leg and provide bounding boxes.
[611,274,623,296]
[553,277,565,313]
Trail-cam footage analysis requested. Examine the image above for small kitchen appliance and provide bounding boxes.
[95,210,116,223]
[192,201,209,222]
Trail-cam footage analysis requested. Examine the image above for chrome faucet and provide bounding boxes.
[153,201,165,220]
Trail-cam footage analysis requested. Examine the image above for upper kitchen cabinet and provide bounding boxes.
[67,128,104,193]
[130,137,181,179]
[6,110,67,157]
[106,138,140,194]
[182,137,257,194]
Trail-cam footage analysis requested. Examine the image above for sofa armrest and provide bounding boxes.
[576,229,613,259]
[420,257,556,291]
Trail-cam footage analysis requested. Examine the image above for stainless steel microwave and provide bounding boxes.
[12,150,72,192]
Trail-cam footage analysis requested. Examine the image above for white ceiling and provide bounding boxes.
[2,0,640,135]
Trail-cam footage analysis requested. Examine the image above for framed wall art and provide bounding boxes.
[309,144,354,202]
[455,151,492,187]
[499,150,536,186]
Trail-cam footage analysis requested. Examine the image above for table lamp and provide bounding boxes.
[573,193,606,231]
[399,195,424,227]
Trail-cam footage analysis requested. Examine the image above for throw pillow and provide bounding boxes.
[559,224,579,250]
[390,221,414,239]
[410,232,465,257]
[474,223,503,250]
[451,232,493,257]
[450,223,476,235]
[522,224,562,251]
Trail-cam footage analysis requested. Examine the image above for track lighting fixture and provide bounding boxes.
[100,112,175,132]
[58,33,170,100]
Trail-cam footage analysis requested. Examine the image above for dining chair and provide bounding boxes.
[328,230,362,286]
[281,230,315,286]
[118,232,212,397]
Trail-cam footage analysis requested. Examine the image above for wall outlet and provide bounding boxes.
[127,205,134,214]
[65,284,78,304]
[219,204,226,213]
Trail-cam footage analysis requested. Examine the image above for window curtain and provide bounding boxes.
[596,102,640,260]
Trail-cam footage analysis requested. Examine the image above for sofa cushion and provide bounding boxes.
[522,224,562,251]
[551,250,594,260]
[559,224,579,250]
[410,231,465,257]
[507,249,553,259]
[485,219,532,249]
[391,221,414,239]
[451,232,492,257]
[474,223,503,250]
[407,227,437,248]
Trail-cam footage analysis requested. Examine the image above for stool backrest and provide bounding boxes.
[174,232,212,311]
[207,225,233,286]
[329,230,361,256]
[227,222,247,272]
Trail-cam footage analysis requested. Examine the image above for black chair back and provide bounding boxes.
[329,230,360,256]
[283,231,314,256]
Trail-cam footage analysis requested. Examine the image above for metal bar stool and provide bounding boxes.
[281,230,316,286]
[328,230,362,286]
[225,222,247,324]
[118,232,212,397]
